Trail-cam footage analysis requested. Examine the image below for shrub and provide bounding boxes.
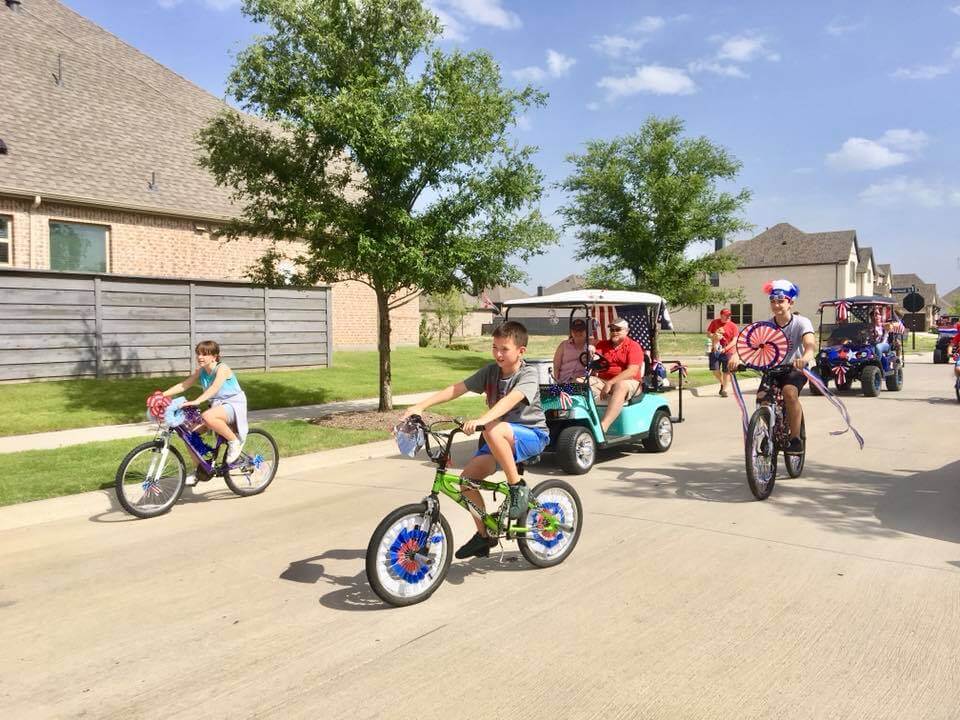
[419,317,434,348]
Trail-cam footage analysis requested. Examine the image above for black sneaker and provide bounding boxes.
[455,533,498,559]
[783,437,804,455]
[508,482,529,520]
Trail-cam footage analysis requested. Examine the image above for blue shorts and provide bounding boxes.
[708,351,729,372]
[475,424,550,462]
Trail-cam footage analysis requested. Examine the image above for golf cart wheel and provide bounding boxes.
[808,370,825,396]
[556,426,596,475]
[955,380,960,403]
[861,365,881,397]
[933,349,945,364]
[885,366,904,392]
[642,409,673,452]
[745,409,777,500]
[785,417,805,479]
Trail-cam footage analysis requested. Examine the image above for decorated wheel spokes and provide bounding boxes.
[736,321,792,370]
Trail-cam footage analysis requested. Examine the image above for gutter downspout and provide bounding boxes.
[28,194,41,268]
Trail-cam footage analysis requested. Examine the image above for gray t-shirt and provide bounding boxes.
[775,313,815,364]
[463,361,547,429]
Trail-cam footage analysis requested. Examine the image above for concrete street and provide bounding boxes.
[1,355,958,719]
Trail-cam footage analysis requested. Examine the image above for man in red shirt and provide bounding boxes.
[706,308,738,397]
[581,317,644,434]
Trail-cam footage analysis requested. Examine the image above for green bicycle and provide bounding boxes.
[365,416,584,607]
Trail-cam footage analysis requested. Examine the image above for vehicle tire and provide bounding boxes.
[642,409,673,452]
[885,366,904,392]
[115,440,187,519]
[861,365,881,397]
[745,409,777,500]
[365,503,453,607]
[517,479,583,568]
[224,429,280,496]
[956,380,960,403]
[933,349,944,364]
[556,425,596,474]
[785,417,805,479]
[808,369,825,396]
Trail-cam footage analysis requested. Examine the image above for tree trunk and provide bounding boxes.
[376,289,393,411]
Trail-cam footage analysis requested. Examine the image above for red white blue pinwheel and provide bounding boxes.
[736,321,792,370]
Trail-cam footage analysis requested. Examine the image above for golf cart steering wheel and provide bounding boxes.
[579,351,610,374]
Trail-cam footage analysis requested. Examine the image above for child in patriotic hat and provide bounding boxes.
[729,279,815,455]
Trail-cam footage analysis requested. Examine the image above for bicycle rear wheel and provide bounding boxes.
[115,440,186,518]
[224,429,279,497]
[366,503,452,607]
[785,417,806,478]
[517,479,583,568]
[745,409,777,500]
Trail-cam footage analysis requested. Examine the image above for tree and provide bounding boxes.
[431,289,470,345]
[198,0,556,409]
[559,116,751,316]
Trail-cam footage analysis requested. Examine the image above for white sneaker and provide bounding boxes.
[226,439,244,464]
[184,473,197,487]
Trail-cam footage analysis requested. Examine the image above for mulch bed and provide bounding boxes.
[307,409,451,432]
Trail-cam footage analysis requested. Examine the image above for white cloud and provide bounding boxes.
[428,4,467,41]
[826,138,909,171]
[688,60,748,78]
[511,66,546,82]
[512,49,576,83]
[860,177,960,208]
[892,64,951,79]
[157,0,184,8]
[591,34,644,58]
[716,33,780,63]
[633,16,665,33]
[825,17,861,36]
[950,4,960,15]
[204,0,239,10]
[443,0,521,30]
[515,115,532,131]
[878,128,929,152]
[546,49,576,77]
[598,65,696,99]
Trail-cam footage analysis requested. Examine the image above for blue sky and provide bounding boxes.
[64,0,960,299]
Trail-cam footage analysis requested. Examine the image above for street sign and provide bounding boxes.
[891,285,918,293]
[903,292,925,313]
[902,313,926,332]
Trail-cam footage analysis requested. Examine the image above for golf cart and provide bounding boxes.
[933,325,958,364]
[811,296,904,397]
[502,289,684,475]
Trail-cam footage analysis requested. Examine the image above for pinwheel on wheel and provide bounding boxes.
[735,321,793,370]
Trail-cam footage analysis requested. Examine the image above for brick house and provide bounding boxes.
[889,273,940,330]
[670,223,885,332]
[0,0,418,350]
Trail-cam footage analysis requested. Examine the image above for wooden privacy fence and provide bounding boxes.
[0,269,333,381]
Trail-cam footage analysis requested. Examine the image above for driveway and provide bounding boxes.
[1,356,958,719]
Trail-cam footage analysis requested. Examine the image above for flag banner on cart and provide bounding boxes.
[836,300,850,322]
[889,319,907,335]
[590,304,654,350]
[803,368,864,449]
[831,364,847,386]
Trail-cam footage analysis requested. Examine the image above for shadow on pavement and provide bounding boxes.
[283,547,533,612]
[88,483,238,522]
[598,458,960,545]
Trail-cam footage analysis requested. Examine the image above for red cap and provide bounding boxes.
[720,308,732,317]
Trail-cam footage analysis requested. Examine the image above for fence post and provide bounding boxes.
[94,277,103,378]
[264,287,272,371]
[325,286,333,367]
[189,282,196,358]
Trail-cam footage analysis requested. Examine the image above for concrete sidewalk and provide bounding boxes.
[0,391,438,454]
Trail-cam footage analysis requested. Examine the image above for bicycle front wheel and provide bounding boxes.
[517,479,583,568]
[366,503,453,607]
[745,409,777,500]
[115,440,186,518]
[224,429,279,497]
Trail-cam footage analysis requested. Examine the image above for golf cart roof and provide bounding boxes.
[818,295,896,308]
[503,289,668,308]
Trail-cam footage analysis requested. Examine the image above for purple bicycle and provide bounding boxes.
[115,399,279,519]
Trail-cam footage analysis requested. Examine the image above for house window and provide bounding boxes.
[731,304,740,323]
[730,304,753,324]
[849,262,856,283]
[709,272,719,287]
[49,221,108,272]
[706,304,715,320]
[0,216,10,265]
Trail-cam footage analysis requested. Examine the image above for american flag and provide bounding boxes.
[589,304,658,347]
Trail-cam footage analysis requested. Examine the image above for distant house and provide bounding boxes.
[670,223,882,332]
[890,273,940,330]
[419,292,495,339]
[875,263,894,297]
[941,285,960,314]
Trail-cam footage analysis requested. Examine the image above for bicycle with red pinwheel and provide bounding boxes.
[731,322,805,500]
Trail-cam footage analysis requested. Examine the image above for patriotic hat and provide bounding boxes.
[763,279,799,300]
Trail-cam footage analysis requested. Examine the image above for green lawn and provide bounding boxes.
[0,420,388,507]
[0,335,733,438]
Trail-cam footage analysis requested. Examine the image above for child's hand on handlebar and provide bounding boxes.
[401,406,422,420]
[461,419,485,435]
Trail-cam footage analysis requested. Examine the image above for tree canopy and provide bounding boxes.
[198,0,556,409]
[558,116,751,310]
